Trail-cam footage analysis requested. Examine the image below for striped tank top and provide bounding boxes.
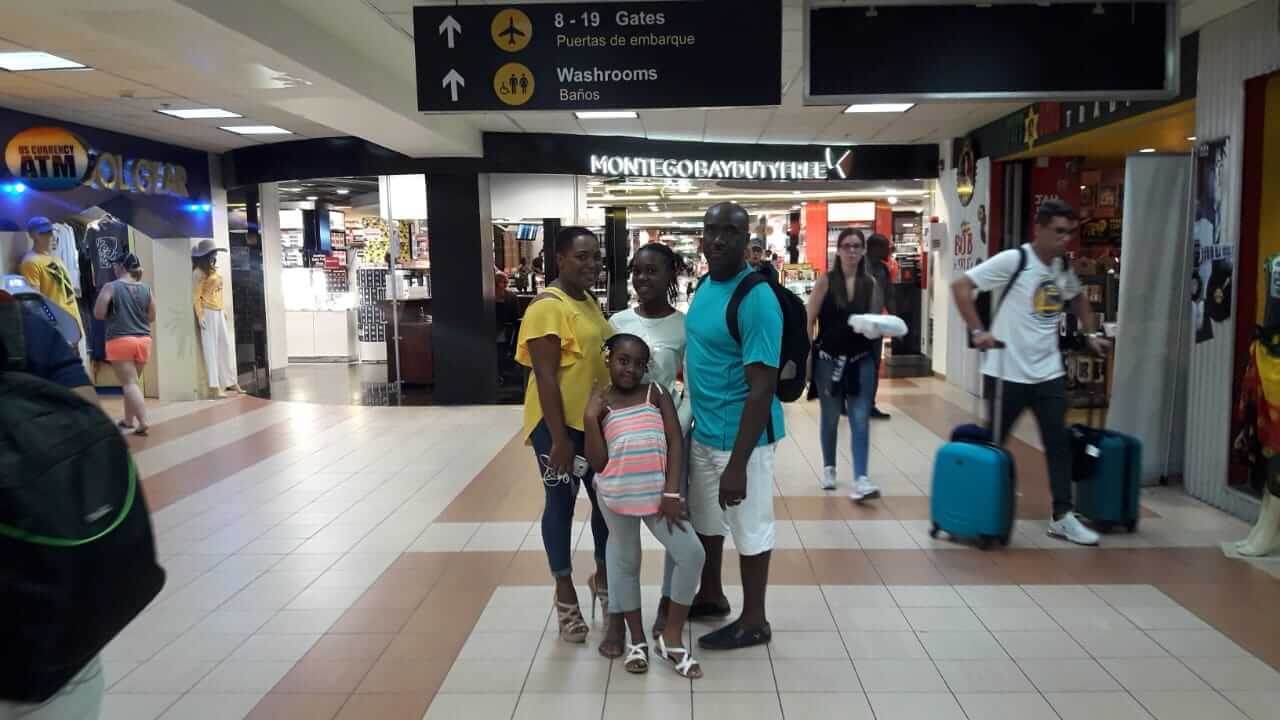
[597,384,667,516]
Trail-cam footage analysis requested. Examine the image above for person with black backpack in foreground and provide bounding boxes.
[1,277,103,720]
[684,202,795,651]
[951,199,1111,547]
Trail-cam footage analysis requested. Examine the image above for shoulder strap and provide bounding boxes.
[0,301,28,372]
[725,272,768,345]
[995,247,1028,314]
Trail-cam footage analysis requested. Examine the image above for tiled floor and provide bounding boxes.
[90,378,1280,720]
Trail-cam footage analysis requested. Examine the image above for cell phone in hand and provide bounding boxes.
[573,455,590,478]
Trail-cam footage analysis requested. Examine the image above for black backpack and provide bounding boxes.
[698,270,811,403]
[0,303,165,703]
[970,247,1028,348]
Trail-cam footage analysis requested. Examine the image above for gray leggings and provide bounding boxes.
[601,501,706,614]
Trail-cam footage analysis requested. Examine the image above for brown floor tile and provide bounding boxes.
[273,657,378,694]
[306,634,396,663]
[503,551,557,585]
[770,549,819,584]
[357,656,451,694]
[402,585,492,635]
[245,693,347,720]
[382,633,465,663]
[865,549,947,585]
[388,553,453,574]
[329,606,416,635]
[926,550,1015,585]
[351,581,432,611]
[434,551,517,590]
[806,549,880,584]
[880,495,931,521]
[335,693,432,720]
[990,549,1080,584]
[782,496,895,521]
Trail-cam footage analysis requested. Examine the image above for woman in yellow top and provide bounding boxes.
[192,239,241,397]
[516,226,623,655]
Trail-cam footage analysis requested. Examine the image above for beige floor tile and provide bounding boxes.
[1131,690,1249,720]
[918,630,1009,660]
[473,605,553,633]
[994,630,1089,659]
[833,606,911,632]
[867,692,966,720]
[691,659,777,693]
[512,693,605,720]
[766,604,838,632]
[1224,690,1280,720]
[822,585,898,609]
[1022,585,1107,609]
[1146,630,1249,658]
[156,692,265,720]
[772,658,859,692]
[1179,656,1280,691]
[768,631,851,660]
[1044,691,1156,720]
[935,659,1034,693]
[522,658,612,693]
[194,660,294,693]
[1099,658,1210,692]
[607,660,694,693]
[259,608,345,634]
[1115,606,1211,631]
[423,693,520,720]
[100,693,181,720]
[457,631,543,661]
[888,585,965,608]
[691,692,782,720]
[103,631,182,664]
[112,660,217,694]
[1071,630,1171,658]
[955,585,1037,608]
[954,692,1060,720]
[1046,606,1139,633]
[901,606,984,632]
[842,631,928,659]
[228,633,320,663]
[602,692,692,720]
[192,609,276,635]
[853,659,948,692]
[1089,585,1178,608]
[779,692,874,719]
[1019,658,1124,692]
[972,606,1060,631]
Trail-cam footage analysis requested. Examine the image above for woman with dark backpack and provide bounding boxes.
[805,228,884,501]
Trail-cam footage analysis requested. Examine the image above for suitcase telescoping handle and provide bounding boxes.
[983,341,1007,438]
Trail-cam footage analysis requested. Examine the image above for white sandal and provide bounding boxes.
[657,635,702,679]
[624,642,649,674]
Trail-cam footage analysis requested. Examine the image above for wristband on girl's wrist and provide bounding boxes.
[662,492,682,500]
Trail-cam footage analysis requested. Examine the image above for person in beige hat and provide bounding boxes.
[192,239,240,397]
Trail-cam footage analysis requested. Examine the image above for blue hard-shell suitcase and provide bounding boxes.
[930,440,1016,549]
[1071,426,1142,532]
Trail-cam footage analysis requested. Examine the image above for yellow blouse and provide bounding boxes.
[516,286,613,442]
[193,269,224,316]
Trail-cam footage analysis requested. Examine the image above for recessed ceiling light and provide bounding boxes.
[219,125,293,135]
[306,195,318,200]
[1139,147,1157,153]
[156,107,241,119]
[887,196,899,205]
[336,189,350,195]
[575,111,638,120]
[844,103,914,113]
[1186,136,1197,141]
[0,51,86,71]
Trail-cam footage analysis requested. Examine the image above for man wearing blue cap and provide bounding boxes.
[19,216,85,350]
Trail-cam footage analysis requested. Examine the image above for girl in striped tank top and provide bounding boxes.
[585,334,707,679]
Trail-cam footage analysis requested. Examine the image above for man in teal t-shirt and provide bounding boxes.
[683,202,783,652]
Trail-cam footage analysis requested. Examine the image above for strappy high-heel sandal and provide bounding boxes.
[587,573,609,621]
[553,594,589,644]
[656,635,703,679]
[624,643,649,674]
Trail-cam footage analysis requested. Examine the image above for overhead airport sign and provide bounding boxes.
[804,0,1178,104]
[414,1,781,112]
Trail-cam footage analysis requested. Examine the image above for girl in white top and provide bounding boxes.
[608,242,691,640]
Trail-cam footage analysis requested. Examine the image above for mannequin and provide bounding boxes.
[191,239,241,398]
[1233,254,1280,556]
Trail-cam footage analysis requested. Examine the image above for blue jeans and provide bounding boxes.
[529,420,608,577]
[815,353,875,478]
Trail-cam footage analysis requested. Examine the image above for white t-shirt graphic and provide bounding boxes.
[966,244,1081,384]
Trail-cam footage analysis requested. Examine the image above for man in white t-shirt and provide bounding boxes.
[951,199,1111,546]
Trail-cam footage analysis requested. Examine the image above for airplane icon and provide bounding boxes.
[497,16,525,47]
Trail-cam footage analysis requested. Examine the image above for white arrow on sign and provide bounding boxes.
[439,15,462,48]
[442,69,465,102]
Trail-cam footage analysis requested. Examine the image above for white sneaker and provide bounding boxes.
[850,477,881,502]
[1047,511,1100,546]
[819,467,837,491]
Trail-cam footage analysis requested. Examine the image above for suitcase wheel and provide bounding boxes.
[998,534,1010,546]
[929,523,940,539]
[977,535,992,551]
[1126,519,1138,533]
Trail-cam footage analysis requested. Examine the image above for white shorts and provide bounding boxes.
[688,440,777,556]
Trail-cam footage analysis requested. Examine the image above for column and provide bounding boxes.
[604,206,628,312]
[427,172,497,404]
[542,217,561,283]
[259,183,288,377]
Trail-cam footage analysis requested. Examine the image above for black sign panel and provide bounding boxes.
[414,1,781,112]
[805,1,1177,104]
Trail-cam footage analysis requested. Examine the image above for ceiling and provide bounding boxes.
[0,0,1255,159]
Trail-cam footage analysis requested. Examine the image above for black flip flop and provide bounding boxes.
[698,620,772,650]
[686,600,732,620]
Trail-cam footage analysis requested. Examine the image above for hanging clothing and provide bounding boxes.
[1233,340,1280,498]
[84,220,127,292]
[51,223,81,293]
[200,309,237,389]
